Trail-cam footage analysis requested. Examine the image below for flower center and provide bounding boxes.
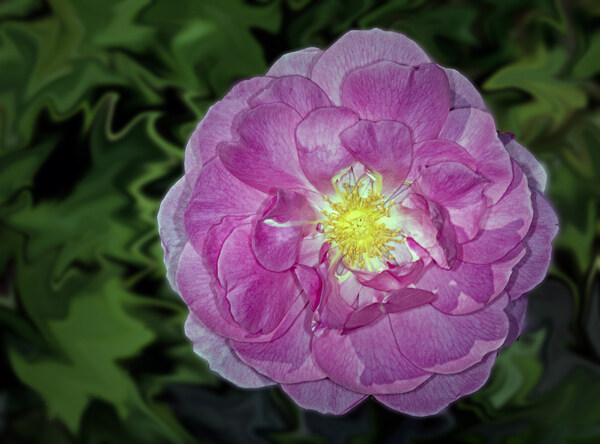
[321,180,403,270]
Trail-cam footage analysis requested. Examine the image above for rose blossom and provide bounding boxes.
[158,29,558,416]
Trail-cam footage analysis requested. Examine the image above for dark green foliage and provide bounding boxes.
[1,0,599,442]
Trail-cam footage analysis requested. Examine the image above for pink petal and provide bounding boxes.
[281,379,367,415]
[232,309,326,384]
[460,161,534,265]
[340,120,413,193]
[313,317,431,394]
[501,133,547,193]
[184,158,266,253]
[158,177,192,290]
[218,225,301,335]
[294,265,322,310]
[267,48,322,77]
[439,108,513,204]
[391,295,509,374]
[185,77,272,186]
[354,261,424,292]
[253,189,317,272]
[248,75,331,118]
[503,295,528,347]
[376,353,496,416]
[444,68,487,111]
[295,106,358,194]
[341,62,450,142]
[184,314,274,388]
[418,246,526,315]
[177,241,304,343]
[219,103,311,193]
[408,139,477,182]
[311,28,430,105]
[504,190,559,299]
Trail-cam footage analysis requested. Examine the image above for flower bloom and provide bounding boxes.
[158,29,558,416]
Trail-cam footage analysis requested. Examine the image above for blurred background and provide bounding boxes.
[1,0,599,442]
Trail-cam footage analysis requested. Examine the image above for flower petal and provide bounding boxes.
[282,379,366,415]
[444,68,487,110]
[503,295,528,347]
[501,133,547,192]
[313,317,431,394]
[158,177,192,290]
[311,28,430,104]
[340,120,413,193]
[391,294,509,374]
[249,75,331,118]
[376,353,496,416]
[504,190,559,299]
[341,62,450,142]
[408,139,477,182]
[219,103,311,193]
[232,309,326,383]
[439,108,513,204]
[460,161,533,264]
[295,106,358,194]
[185,314,275,388]
[294,264,322,310]
[218,225,301,335]
[185,77,271,186]
[253,189,317,272]
[184,158,266,253]
[267,48,322,77]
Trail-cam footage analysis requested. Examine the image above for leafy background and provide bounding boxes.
[1,0,599,442]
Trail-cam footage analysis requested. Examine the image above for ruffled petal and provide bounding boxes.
[439,108,513,204]
[341,62,450,142]
[504,190,559,299]
[294,265,322,310]
[267,48,322,77]
[184,158,266,253]
[460,161,533,264]
[444,68,487,111]
[232,309,326,383]
[158,177,192,290]
[218,225,301,335]
[418,246,526,315]
[185,314,274,388]
[295,106,358,194]
[376,353,496,416]
[391,295,509,374]
[408,139,476,182]
[253,189,317,272]
[185,77,271,186]
[501,133,547,192]
[340,120,413,193]
[219,103,311,193]
[503,295,528,347]
[313,317,431,395]
[248,75,331,118]
[311,28,430,104]
[282,379,366,415]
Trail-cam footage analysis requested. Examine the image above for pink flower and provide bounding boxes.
[158,29,558,416]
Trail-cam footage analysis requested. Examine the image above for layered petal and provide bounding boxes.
[444,68,487,111]
[185,314,274,388]
[503,295,528,347]
[376,353,496,416]
[311,28,431,104]
[158,177,192,289]
[408,139,476,182]
[504,190,559,299]
[295,107,358,194]
[267,47,322,78]
[218,225,300,335]
[185,77,271,185]
[341,62,450,141]
[253,189,317,272]
[232,309,326,383]
[340,120,413,193]
[248,75,331,118]
[502,134,547,192]
[313,316,431,394]
[282,379,366,415]
[391,295,509,374]
[439,108,513,204]
[219,103,311,193]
